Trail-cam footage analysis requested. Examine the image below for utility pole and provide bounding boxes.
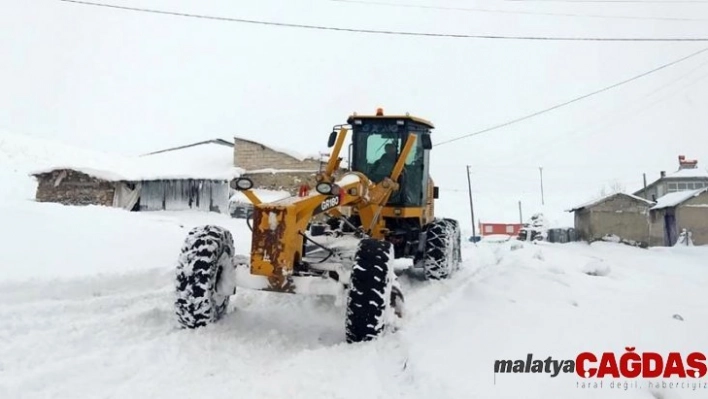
[466,165,477,239]
[643,173,648,199]
[518,200,523,224]
[539,166,545,205]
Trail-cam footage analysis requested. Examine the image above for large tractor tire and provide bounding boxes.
[423,218,461,280]
[175,225,236,329]
[345,239,401,343]
[444,218,463,268]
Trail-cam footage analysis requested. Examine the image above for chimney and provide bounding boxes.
[660,171,666,178]
[678,154,698,170]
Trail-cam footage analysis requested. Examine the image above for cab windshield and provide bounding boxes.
[350,120,424,206]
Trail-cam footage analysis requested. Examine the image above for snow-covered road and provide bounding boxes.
[1,200,707,399]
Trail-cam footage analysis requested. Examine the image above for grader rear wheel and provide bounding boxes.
[423,218,461,280]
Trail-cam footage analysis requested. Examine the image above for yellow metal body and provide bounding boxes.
[238,113,436,292]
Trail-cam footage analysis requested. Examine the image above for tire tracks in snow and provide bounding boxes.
[384,242,511,398]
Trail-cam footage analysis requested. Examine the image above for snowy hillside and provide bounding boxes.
[1,134,707,399]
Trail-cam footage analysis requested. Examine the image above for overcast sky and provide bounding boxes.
[3,0,708,226]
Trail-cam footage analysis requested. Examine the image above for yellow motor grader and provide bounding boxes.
[174,109,462,343]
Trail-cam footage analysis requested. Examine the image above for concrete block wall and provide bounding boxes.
[234,138,322,171]
[676,192,708,245]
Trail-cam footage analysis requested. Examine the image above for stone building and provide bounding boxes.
[32,139,242,213]
[567,193,655,246]
[648,187,708,246]
[34,169,119,207]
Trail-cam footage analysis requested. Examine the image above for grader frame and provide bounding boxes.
[174,109,462,343]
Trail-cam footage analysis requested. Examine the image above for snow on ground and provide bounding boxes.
[2,132,708,398]
[1,199,707,398]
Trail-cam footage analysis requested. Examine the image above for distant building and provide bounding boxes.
[566,193,655,246]
[648,187,708,246]
[31,139,241,213]
[478,222,523,236]
[634,155,708,201]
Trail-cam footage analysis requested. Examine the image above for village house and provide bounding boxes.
[566,193,655,246]
[648,187,708,246]
[31,139,242,213]
[634,155,708,201]
[32,135,345,217]
[567,155,708,247]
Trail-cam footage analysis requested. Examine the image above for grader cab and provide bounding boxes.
[174,109,462,343]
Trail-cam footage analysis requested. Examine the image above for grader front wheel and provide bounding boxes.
[174,225,236,329]
[346,239,402,343]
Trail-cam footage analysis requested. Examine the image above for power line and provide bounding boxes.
[479,58,708,167]
[502,0,708,3]
[58,0,708,41]
[330,0,708,22]
[434,46,708,147]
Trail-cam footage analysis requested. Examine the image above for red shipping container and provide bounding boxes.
[479,223,523,236]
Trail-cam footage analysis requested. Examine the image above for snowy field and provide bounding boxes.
[1,133,708,399]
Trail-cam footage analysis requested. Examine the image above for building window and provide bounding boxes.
[667,182,678,192]
[506,225,514,233]
[485,225,493,233]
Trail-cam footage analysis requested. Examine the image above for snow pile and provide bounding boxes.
[674,229,694,247]
[519,212,549,241]
[582,259,612,276]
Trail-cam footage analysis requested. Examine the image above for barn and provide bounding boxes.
[566,192,655,246]
[31,139,243,214]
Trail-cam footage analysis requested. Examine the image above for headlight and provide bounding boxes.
[230,177,254,190]
[316,182,333,195]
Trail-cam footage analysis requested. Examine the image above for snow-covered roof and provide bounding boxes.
[566,192,654,212]
[234,136,319,162]
[666,167,708,179]
[650,187,708,210]
[633,166,708,196]
[31,141,244,182]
